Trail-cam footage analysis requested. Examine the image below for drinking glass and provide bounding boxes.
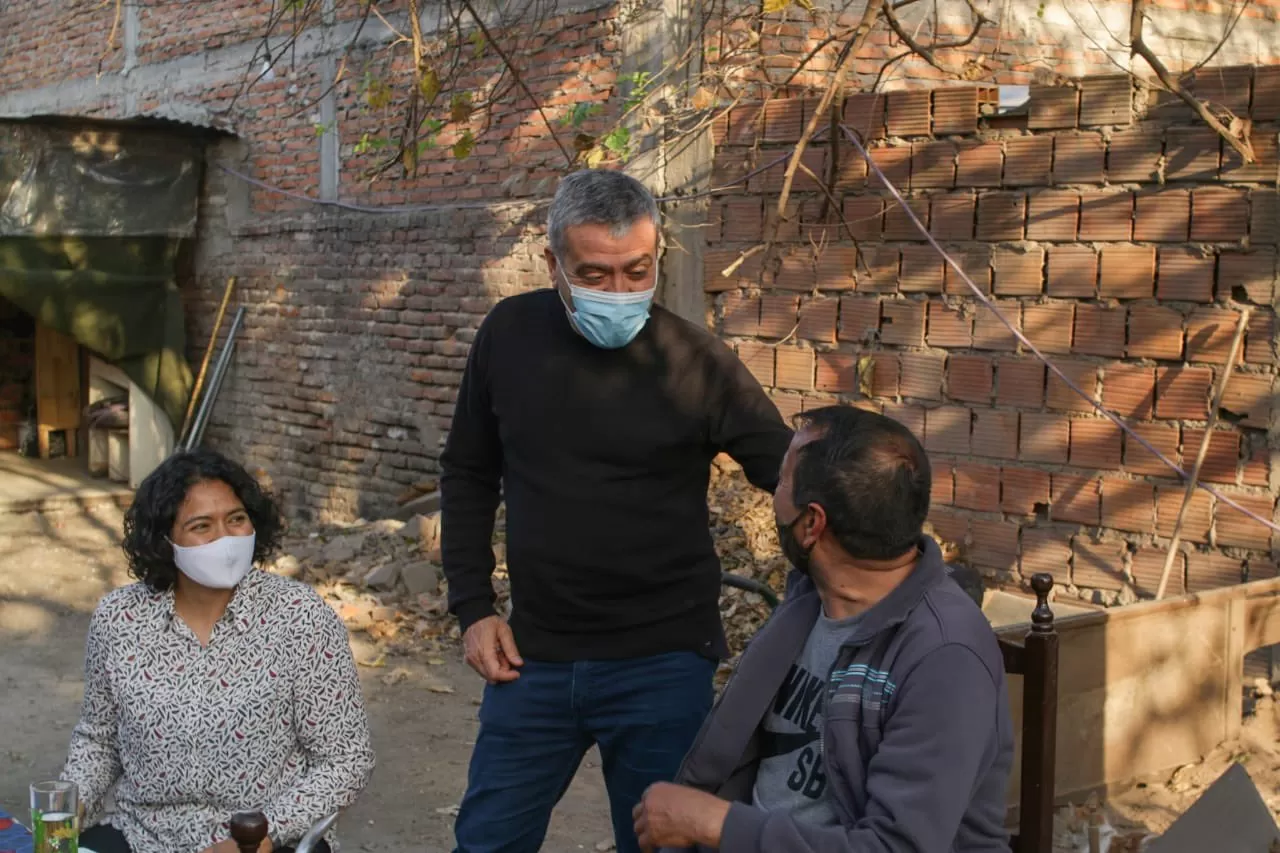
[29,781,78,853]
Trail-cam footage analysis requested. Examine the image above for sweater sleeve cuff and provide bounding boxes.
[718,801,768,853]
[453,597,498,632]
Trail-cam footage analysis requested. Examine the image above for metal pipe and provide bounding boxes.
[183,306,246,451]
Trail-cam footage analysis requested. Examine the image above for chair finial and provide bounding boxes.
[230,812,269,853]
[1030,573,1055,633]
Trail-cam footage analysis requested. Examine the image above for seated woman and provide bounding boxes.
[62,448,375,853]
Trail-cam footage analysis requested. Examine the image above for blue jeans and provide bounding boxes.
[452,651,716,853]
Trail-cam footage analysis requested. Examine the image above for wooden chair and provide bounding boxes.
[998,572,1060,853]
[230,811,336,853]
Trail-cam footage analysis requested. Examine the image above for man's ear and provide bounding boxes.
[802,503,828,549]
[544,248,558,276]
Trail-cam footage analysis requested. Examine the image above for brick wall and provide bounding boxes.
[707,71,1280,602]
[0,296,34,451]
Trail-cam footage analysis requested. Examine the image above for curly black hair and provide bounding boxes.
[122,448,284,592]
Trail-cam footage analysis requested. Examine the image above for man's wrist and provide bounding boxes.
[694,795,732,848]
[454,597,498,632]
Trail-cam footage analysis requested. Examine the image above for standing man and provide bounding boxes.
[441,169,793,853]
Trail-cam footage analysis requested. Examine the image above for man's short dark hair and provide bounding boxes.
[122,448,284,592]
[789,405,931,560]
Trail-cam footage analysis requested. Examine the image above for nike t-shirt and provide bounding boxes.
[751,610,862,825]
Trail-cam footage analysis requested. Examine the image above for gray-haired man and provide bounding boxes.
[442,169,793,853]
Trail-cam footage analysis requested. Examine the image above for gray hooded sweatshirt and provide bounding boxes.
[666,536,1014,853]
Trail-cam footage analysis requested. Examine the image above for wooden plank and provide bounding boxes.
[34,323,81,458]
[1223,598,1245,742]
[1244,585,1280,652]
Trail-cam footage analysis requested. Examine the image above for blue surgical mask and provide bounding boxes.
[557,264,656,349]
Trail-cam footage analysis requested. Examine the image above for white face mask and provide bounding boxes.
[172,533,257,589]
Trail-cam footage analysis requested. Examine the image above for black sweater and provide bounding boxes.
[440,289,793,662]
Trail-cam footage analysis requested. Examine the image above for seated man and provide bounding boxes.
[633,405,1014,852]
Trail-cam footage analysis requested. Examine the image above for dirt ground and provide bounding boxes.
[1,501,1276,852]
[0,505,613,853]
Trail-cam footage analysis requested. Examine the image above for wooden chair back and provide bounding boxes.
[998,572,1060,853]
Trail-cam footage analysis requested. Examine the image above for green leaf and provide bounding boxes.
[562,103,603,128]
[418,67,440,103]
[762,0,791,12]
[856,356,876,397]
[364,76,392,110]
[450,91,473,124]
[584,147,606,168]
[453,131,475,159]
[470,30,486,58]
[603,127,631,153]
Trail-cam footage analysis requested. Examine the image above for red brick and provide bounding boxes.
[992,248,1044,296]
[928,302,973,349]
[1022,529,1071,580]
[929,194,975,240]
[1004,136,1054,186]
[932,461,955,505]
[910,141,956,188]
[816,244,858,290]
[1101,478,1156,534]
[1156,486,1212,544]
[973,301,1019,351]
[1181,427,1239,485]
[932,88,979,135]
[1155,367,1212,419]
[1165,127,1221,181]
[976,192,1026,241]
[775,250,816,292]
[761,97,805,143]
[956,140,1003,187]
[707,248,754,293]
[869,146,911,192]
[855,247,900,294]
[899,352,945,401]
[866,353,901,398]
[759,148,826,194]
[1026,191,1080,241]
[1157,248,1215,303]
[1047,361,1098,413]
[1133,190,1190,242]
[839,295,881,343]
[1101,364,1156,419]
[759,294,800,338]
[1190,188,1249,243]
[737,341,774,386]
[1219,372,1272,428]
[1078,191,1133,241]
[797,298,839,343]
[722,199,764,241]
[997,358,1045,407]
[816,352,856,393]
[882,198,930,240]
[1186,552,1244,593]
[887,90,932,138]
[1254,66,1280,121]
[1222,126,1279,182]
[945,247,992,296]
[924,406,971,455]
[1217,252,1275,305]
[844,92,888,140]
[722,293,760,336]
[1070,304,1124,358]
[1003,467,1051,515]
[1131,548,1185,598]
[1022,302,1074,354]
[772,393,805,421]
[883,402,926,438]
[1242,443,1271,487]
[723,104,761,145]
[969,518,1021,573]
[1127,305,1184,360]
[1046,246,1097,297]
[1107,131,1163,182]
[1185,308,1243,364]
[1098,245,1155,299]
[840,198,883,242]
[1052,474,1101,526]
[1079,75,1131,126]
[1021,412,1070,464]
[928,506,970,547]
[880,300,925,346]
[1215,493,1275,551]
[900,246,945,294]
[954,463,1001,512]
[972,409,1018,459]
[1072,536,1126,590]
[946,354,991,402]
[1251,190,1279,246]
[1070,418,1123,470]
[1185,65,1253,117]
[775,347,815,391]
[1052,134,1105,184]
[1246,313,1276,364]
[1028,85,1079,129]
[1248,557,1279,582]
[1124,423,1181,479]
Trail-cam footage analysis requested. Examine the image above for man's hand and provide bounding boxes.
[463,615,523,683]
[201,838,272,853]
[632,782,730,852]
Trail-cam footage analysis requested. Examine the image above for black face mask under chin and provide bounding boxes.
[776,514,814,576]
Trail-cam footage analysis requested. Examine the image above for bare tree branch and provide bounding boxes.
[881,0,991,75]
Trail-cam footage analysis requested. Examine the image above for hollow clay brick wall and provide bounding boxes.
[706,70,1280,602]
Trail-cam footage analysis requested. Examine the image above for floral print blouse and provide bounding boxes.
[61,569,375,853]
